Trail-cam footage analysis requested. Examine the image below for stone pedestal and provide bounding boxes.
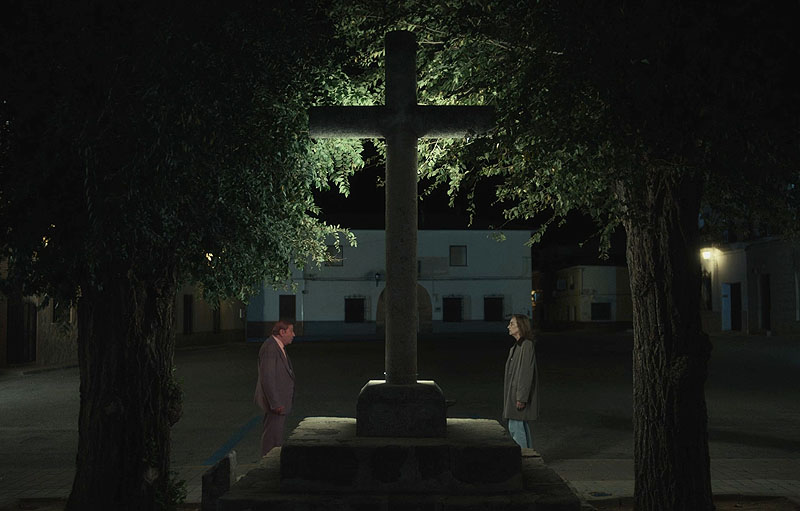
[356,380,446,437]
[217,417,582,510]
[281,417,519,493]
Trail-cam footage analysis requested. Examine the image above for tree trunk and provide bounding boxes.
[621,168,714,511]
[67,264,182,511]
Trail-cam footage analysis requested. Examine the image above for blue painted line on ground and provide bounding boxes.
[203,415,261,466]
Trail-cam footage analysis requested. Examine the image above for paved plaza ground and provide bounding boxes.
[1,330,798,507]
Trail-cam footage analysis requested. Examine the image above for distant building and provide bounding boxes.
[247,229,533,338]
[529,233,630,330]
[542,265,632,328]
[1,268,245,368]
[173,284,247,348]
[700,237,800,335]
[0,296,77,368]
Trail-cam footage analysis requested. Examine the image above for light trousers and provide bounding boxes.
[508,419,532,448]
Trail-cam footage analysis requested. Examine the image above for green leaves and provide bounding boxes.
[328,0,798,249]
[5,0,796,305]
[1,1,366,304]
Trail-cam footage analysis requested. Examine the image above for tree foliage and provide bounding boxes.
[1,0,364,306]
[329,0,799,246]
[327,2,799,510]
[1,1,366,508]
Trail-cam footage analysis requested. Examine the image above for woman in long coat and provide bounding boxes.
[503,314,539,448]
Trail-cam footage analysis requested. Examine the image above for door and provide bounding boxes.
[721,283,731,331]
[730,283,742,331]
[344,298,365,323]
[279,295,296,321]
[483,297,504,321]
[760,274,771,331]
[442,297,463,322]
[7,298,37,364]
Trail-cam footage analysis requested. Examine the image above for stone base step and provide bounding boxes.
[280,417,521,493]
[218,417,581,511]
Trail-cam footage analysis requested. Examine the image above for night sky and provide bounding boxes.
[314,156,530,230]
[313,153,627,267]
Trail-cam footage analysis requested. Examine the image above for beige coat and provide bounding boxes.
[503,338,539,421]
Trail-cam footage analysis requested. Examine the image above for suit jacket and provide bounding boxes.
[503,337,539,420]
[254,336,295,415]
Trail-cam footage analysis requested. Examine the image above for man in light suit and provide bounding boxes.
[254,319,295,456]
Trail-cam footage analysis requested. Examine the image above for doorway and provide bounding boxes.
[442,297,463,322]
[279,295,296,322]
[483,296,504,321]
[729,283,742,331]
[6,297,37,364]
[721,282,742,331]
[759,274,771,331]
[345,297,366,323]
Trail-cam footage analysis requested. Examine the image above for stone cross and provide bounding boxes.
[310,31,493,387]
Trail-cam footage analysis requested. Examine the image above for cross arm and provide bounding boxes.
[309,106,386,139]
[416,105,495,139]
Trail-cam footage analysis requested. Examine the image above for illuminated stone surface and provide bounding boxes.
[218,418,581,510]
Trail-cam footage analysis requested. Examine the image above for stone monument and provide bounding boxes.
[309,30,493,438]
[218,31,581,510]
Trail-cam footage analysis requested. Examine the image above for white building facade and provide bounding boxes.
[700,238,800,335]
[247,230,533,338]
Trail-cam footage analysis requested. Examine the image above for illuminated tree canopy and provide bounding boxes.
[1,1,363,509]
[328,1,799,244]
[326,2,799,510]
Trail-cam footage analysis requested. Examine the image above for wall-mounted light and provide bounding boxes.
[701,249,713,260]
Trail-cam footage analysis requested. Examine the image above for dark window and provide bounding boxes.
[484,297,504,321]
[52,301,70,323]
[701,271,712,311]
[345,298,365,322]
[443,297,463,322]
[279,295,296,321]
[449,245,467,266]
[760,274,771,330]
[590,302,611,321]
[183,295,193,334]
[324,244,343,266]
[730,282,742,331]
[213,306,221,334]
[7,298,37,364]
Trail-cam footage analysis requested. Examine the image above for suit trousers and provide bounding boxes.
[261,412,287,456]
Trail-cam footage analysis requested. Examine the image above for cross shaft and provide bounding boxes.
[309,31,493,385]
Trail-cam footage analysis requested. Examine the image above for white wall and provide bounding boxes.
[247,229,533,333]
[700,246,748,331]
